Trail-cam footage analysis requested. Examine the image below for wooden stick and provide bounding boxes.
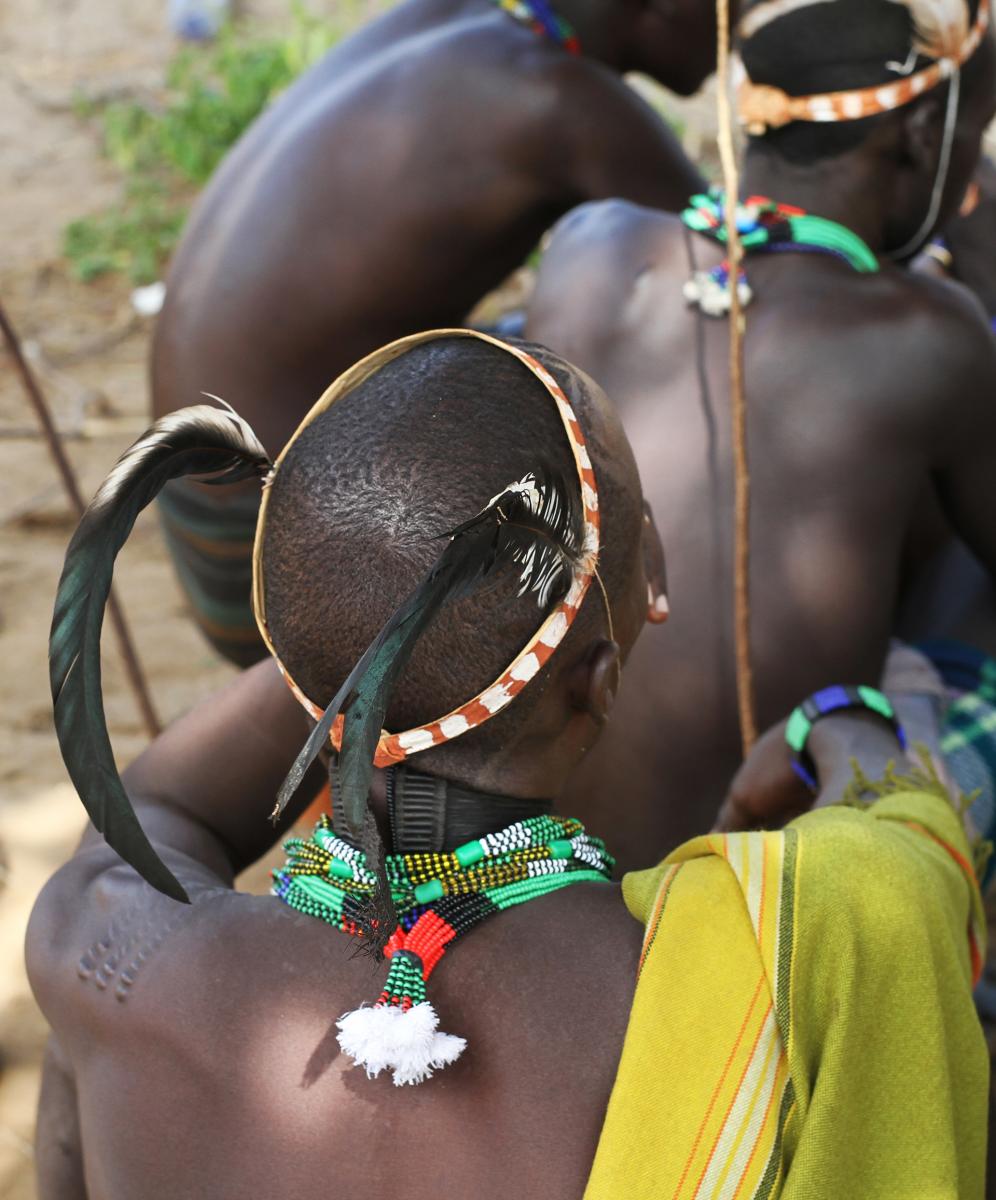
[715,0,757,755]
[0,297,161,739]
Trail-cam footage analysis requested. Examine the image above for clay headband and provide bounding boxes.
[738,0,990,134]
[251,327,600,768]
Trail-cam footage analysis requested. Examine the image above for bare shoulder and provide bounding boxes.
[901,267,993,356]
[745,260,996,427]
[517,52,700,207]
[530,200,682,342]
[892,268,996,427]
[25,846,321,1053]
[497,49,663,161]
[548,196,676,251]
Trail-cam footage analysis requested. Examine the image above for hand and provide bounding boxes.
[714,719,812,833]
[714,711,913,833]
[806,712,913,805]
[716,643,950,833]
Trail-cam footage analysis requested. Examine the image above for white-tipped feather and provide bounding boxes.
[336,1003,466,1086]
[887,0,969,60]
[93,404,268,513]
[200,392,269,451]
[50,403,271,904]
[482,470,580,608]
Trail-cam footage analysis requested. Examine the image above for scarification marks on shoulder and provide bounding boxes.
[76,882,225,1002]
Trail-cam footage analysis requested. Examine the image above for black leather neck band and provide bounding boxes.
[329,760,553,853]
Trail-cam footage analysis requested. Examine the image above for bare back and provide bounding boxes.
[152,0,699,454]
[29,842,640,1200]
[528,200,996,865]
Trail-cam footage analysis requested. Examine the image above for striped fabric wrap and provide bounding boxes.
[586,787,988,1198]
[252,328,600,768]
[738,0,990,134]
[157,479,266,667]
[918,639,996,887]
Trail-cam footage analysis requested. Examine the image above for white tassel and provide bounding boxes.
[336,1002,466,1086]
[684,271,754,317]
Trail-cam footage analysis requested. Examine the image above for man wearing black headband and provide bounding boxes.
[150,0,716,668]
[527,0,996,869]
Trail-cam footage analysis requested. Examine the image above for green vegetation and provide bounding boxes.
[64,4,349,285]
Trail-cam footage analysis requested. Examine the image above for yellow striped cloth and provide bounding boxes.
[585,791,988,1199]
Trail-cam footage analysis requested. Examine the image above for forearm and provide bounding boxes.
[117,659,325,876]
[717,685,943,835]
[36,1036,88,1200]
[807,704,938,807]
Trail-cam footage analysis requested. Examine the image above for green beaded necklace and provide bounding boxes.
[682,189,880,316]
[273,812,613,1085]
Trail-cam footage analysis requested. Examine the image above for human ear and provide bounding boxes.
[567,640,622,724]
[903,93,945,175]
[642,501,669,624]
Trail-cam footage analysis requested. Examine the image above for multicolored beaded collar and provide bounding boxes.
[275,811,612,1084]
[493,0,581,53]
[252,328,600,768]
[738,0,990,134]
[681,190,879,316]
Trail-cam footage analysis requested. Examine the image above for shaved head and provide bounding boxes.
[260,336,644,773]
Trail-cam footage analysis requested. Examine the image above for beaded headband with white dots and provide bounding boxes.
[738,0,990,134]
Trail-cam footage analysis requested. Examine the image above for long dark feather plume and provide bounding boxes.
[271,463,583,952]
[50,405,271,903]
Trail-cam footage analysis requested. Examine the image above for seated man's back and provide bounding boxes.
[152,0,710,456]
[28,333,988,1198]
[33,844,638,1200]
[150,0,710,665]
[527,0,996,865]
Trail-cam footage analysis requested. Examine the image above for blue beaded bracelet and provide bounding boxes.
[785,684,907,791]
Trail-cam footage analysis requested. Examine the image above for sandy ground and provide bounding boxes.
[0,3,292,1194]
[0,3,715,1195]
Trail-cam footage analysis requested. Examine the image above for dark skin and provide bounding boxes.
[527,41,996,869]
[26,633,919,1196]
[150,0,714,457]
[901,155,996,660]
[918,154,996,317]
[26,424,654,1199]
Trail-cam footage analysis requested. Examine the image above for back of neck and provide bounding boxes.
[742,147,892,253]
[330,762,553,853]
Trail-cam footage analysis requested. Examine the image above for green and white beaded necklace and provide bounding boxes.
[273,811,613,1085]
[682,189,880,316]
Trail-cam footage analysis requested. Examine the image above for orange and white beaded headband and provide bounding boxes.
[738,0,990,134]
[252,328,600,769]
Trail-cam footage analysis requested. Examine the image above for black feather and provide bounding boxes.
[446,460,585,609]
[272,462,584,832]
[50,405,271,903]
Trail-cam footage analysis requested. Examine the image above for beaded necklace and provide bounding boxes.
[274,811,612,1085]
[681,189,880,317]
[493,0,581,54]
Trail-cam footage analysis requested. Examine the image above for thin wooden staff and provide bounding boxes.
[0,297,161,739]
[715,0,757,755]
